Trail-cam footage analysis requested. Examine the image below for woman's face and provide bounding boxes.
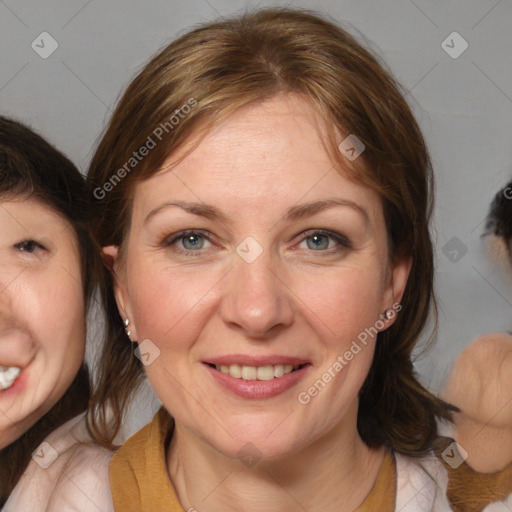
[0,197,85,448]
[110,94,410,460]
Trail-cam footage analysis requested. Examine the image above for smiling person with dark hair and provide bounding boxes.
[0,116,113,511]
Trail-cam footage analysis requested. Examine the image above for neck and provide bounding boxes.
[167,409,386,512]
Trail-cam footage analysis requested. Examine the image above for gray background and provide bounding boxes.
[1,0,511,430]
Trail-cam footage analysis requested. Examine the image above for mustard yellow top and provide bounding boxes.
[109,407,396,512]
[110,407,512,511]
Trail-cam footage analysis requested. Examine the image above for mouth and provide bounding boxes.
[206,363,309,381]
[204,360,312,399]
[0,365,22,391]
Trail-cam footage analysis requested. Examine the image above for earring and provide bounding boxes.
[380,309,394,321]
[124,318,131,338]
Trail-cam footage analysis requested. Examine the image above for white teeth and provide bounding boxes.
[214,363,301,381]
[274,364,284,378]
[241,366,257,380]
[256,365,274,381]
[230,364,242,378]
[0,366,21,390]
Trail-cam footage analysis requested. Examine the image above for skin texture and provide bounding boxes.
[0,198,85,448]
[106,94,411,512]
[442,235,512,473]
[443,332,512,473]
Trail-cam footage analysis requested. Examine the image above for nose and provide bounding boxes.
[220,246,294,340]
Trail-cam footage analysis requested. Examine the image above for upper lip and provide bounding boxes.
[0,331,36,368]
[0,362,26,369]
[0,358,25,366]
[204,355,311,366]
[0,352,34,370]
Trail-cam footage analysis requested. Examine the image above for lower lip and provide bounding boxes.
[204,363,311,399]
[0,367,28,398]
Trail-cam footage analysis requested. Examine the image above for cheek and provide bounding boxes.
[292,267,383,420]
[28,265,86,364]
[292,265,385,343]
[128,257,386,347]
[127,262,219,348]
[3,265,85,423]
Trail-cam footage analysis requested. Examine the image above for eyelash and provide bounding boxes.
[161,229,352,257]
[14,240,47,254]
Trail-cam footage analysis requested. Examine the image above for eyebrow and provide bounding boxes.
[144,198,369,225]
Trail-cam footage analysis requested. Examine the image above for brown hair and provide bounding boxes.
[0,116,99,504]
[86,8,455,456]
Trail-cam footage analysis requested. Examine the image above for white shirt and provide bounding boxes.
[3,413,114,512]
[5,415,511,511]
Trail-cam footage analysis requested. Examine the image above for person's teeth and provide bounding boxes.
[241,366,257,380]
[274,364,285,378]
[214,363,302,380]
[256,365,275,381]
[0,366,21,390]
[229,364,242,378]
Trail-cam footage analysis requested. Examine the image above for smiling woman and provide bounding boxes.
[84,8,512,512]
[0,116,112,511]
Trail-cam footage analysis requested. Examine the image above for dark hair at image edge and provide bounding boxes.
[86,8,456,456]
[0,116,100,504]
[485,179,512,253]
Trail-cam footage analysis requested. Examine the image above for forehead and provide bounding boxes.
[0,197,72,236]
[131,94,382,224]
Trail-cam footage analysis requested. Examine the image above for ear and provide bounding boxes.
[379,256,412,329]
[102,245,138,340]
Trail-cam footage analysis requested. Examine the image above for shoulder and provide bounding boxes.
[433,436,512,511]
[394,451,451,511]
[442,332,512,472]
[111,406,171,463]
[110,406,171,478]
[3,414,114,512]
[45,442,114,512]
[443,332,512,424]
[109,407,175,510]
[394,440,512,512]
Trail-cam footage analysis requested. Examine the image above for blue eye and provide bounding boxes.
[14,240,47,254]
[299,230,351,252]
[161,228,351,257]
[305,233,331,250]
[181,233,207,250]
[163,230,213,255]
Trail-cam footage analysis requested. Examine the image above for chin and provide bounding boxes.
[221,437,297,464]
[197,421,308,464]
